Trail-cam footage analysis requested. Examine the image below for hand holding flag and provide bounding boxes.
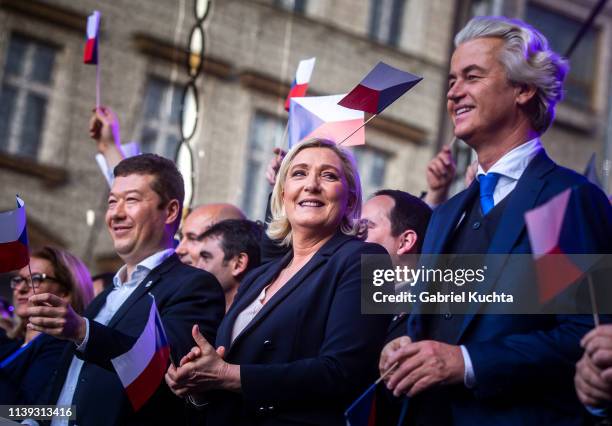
[26,292,87,343]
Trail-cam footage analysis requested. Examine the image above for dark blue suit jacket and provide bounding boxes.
[44,253,225,426]
[0,334,68,404]
[207,232,391,426]
[406,151,612,425]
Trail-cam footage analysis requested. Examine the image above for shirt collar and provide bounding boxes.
[477,138,543,182]
[113,248,175,288]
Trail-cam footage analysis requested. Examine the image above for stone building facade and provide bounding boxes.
[0,0,610,280]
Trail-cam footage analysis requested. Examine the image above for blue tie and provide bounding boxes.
[479,173,500,215]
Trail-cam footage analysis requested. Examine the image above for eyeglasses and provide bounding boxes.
[10,273,63,290]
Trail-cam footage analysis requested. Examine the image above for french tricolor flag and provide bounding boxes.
[284,57,316,111]
[111,298,171,412]
[83,11,101,65]
[0,196,29,273]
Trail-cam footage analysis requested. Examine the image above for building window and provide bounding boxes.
[0,34,56,159]
[274,0,306,13]
[352,146,389,199]
[525,3,598,110]
[134,76,182,159]
[242,112,285,221]
[369,0,406,47]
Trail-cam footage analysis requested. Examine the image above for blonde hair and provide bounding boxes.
[267,138,363,246]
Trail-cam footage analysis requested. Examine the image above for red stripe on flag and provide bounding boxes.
[285,83,309,111]
[536,246,584,303]
[125,346,170,412]
[83,38,97,64]
[338,84,380,114]
[367,394,377,426]
[0,240,29,273]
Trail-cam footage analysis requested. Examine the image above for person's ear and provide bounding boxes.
[231,253,249,278]
[397,229,418,255]
[165,199,180,226]
[515,83,537,106]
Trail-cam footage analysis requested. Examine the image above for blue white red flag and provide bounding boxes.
[284,57,316,111]
[111,298,171,412]
[345,381,378,426]
[83,11,101,65]
[0,196,29,273]
[339,62,422,114]
[289,94,364,148]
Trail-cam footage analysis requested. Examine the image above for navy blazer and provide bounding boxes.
[0,334,68,404]
[207,232,392,426]
[44,254,225,426]
[406,151,612,425]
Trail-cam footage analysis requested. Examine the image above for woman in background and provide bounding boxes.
[0,246,93,404]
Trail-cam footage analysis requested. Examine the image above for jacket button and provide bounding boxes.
[472,221,481,230]
[258,406,265,412]
[263,339,272,347]
[268,405,275,412]
[444,313,453,320]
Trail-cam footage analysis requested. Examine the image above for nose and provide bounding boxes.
[447,80,464,103]
[304,173,321,192]
[109,199,126,221]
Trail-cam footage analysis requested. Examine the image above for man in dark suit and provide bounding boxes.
[380,16,612,425]
[27,154,225,426]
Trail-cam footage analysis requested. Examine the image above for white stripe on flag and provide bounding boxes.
[111,302,157,388]
[87,11,101,39]
[295,57,316,84]
[0,197,26,244]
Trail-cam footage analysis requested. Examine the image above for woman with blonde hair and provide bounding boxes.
[166,138,391,425]
[0,246,93,404]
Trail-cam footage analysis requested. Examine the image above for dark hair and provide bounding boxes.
[113,154,185,232]
[199,219,263,279]
[373,189,432,252]
[92,272,115,291]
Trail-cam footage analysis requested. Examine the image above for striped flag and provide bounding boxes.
[0,196,29,273]
[83,11,101,64]
[111,298,170,412]
[284,57,316,111]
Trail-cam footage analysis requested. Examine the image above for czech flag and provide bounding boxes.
[525,186,603,303]
[284,57,316,111]
[288,94,364,148]
[0,196,29,273]
[339,62,422,114]
[83,11,101,65]
[345,381,378,426]
[111,298,170,412]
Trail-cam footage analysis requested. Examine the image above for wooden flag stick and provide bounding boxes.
[587,273,600,327]
[95,62,100,110]
[26,262,36,295]
[338,114,377,146]
[375,361,398,385]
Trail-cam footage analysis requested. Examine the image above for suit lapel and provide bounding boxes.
[455,151,555,341]
[408,183,479,340]
[106,254,179,329]
[227,233,353,353]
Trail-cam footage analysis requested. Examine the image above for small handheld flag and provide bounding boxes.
[284,57,316,111]
[525,187,603,304]
[0,196,29,273]
[288,94,364,148]
[83,11,100,65]
[339,62,422,114]
[111,298,171,412]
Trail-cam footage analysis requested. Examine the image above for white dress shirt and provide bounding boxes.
[51,249,174,426]
[461,138,543,389]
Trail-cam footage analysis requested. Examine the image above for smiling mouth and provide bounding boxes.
[455,106,474,117]
[298,200,325,207]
